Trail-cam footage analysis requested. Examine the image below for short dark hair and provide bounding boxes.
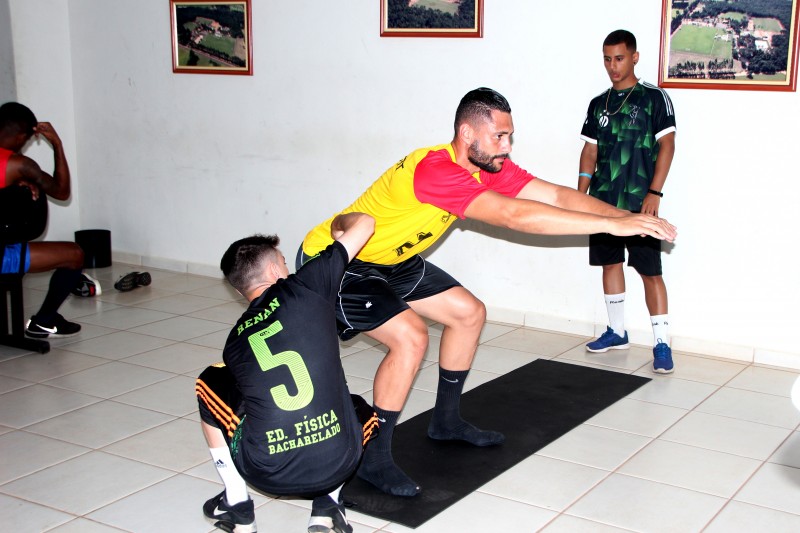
[220,234,280,295]
[0,102,37,137]
[454,87,511,134]
[604,29,637,52]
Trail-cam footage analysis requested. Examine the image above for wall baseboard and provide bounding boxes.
[110,252,800,372]
[489,306,800,371]
[112,251,223,279]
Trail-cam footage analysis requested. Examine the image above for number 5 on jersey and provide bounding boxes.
[248,320,314,411]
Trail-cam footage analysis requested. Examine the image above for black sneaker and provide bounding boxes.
[25,314,81,338]
[308,494,352,533]
[71,273,102,297]
[113,271,152,292]
[203,491,256,533]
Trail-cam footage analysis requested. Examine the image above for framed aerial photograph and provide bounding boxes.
[170,0,252,75]
[659,0,800,91]
[380,0,483,38]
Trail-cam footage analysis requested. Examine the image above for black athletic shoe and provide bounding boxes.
[71,273,102,297]
[307,495,352,533]
[113,271,152,292]
[203,491,256,533]
[25,314,81,338]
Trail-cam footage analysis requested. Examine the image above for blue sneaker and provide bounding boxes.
[586,327,629,353]
[653,342,674,374]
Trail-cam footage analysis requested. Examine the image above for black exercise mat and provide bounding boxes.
[343,359,650,528]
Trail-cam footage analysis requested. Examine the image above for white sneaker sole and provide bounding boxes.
[586,343,630,353]
[83,273,102,296]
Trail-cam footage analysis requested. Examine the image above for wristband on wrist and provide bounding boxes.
[578,172,592,179]
[648,189,663,197]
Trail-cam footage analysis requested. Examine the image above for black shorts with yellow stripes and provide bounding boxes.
[196,363,244,444]
[196,364,379,449]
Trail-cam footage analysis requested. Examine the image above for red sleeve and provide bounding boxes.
[413,149,535,219]
[0,148,11,188]
[480,158,536,198]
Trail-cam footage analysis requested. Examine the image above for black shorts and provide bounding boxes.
[196,364,378,451]
[589,233,662,276]
[298,249,461,340]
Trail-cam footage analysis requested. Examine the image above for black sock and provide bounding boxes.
[34,268,82,325]
[427,368,505,446]
[357,406,420,497]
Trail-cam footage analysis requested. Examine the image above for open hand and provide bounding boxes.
[611,213,677,242]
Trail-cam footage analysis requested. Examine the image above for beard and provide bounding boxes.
[467,141,507,173]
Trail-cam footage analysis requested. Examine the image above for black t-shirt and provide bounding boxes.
[580,81,676,212]
[223,241,362,495]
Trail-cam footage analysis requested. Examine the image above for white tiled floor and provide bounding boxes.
[2,264,799,532]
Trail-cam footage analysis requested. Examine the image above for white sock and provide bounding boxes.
[651,314,669,346]
[210,447,249,505]
[605,293,626,337]
[328,484,343,503]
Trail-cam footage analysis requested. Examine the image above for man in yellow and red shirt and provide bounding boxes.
[301,88,677,497]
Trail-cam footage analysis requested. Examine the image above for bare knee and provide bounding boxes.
[370,311,429,364]
[444,291,486,331]
[201,421,227,448]
[68,244,85,269]
[464,297,486,329]
[640,274,664,288]
[389,317,429,363]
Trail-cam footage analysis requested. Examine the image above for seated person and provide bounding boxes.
[0,102,85,338]
[196,213,377,533]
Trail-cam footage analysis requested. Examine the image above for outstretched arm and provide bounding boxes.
[330,212,376,261]
[518,177,628,218]
[6,122,71,200]
[464,188,677,241]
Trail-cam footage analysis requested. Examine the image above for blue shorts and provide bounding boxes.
[1,244,31,274]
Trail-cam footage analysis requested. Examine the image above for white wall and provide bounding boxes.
[0,0,17,102]
[8,0,80,240]
[8,1,800,367]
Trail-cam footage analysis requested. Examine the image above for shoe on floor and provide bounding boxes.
[25,314,81,338]
[114,271,152,292]
[586,326,629,353]
[308,494,352,533]
[653,341,674,374]
[203,491,256,533]
[71,273,102,297]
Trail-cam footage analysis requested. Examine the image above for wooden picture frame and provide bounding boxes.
[658,0,800,91]
[380,0,483,38]
[170,0,252,75]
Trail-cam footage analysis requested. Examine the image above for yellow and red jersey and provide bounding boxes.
[302,143,535,265]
